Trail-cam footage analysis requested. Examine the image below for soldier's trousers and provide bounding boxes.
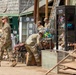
[0,49,4,61]
[25,45,41,66]
[0,44,12,61]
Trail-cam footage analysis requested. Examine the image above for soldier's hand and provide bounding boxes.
[3,41,6,45]
[35,43,38,47]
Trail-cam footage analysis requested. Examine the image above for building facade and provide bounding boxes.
[0,0,34,16]
[70,0,76,5]
[0,0,75,43]
[0,0,34,43]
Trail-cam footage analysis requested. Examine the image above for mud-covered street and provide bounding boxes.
[0,61,70,75]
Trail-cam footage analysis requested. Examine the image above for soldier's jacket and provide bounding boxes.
[26,33,42,46]
[0,29,2,47]
[1,23,12,48]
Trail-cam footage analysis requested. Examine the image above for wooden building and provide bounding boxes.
[0,0,75,42]
[0,0,34,43]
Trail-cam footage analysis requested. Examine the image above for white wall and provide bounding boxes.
[19,17,22,42]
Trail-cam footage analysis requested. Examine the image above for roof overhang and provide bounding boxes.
[0,13,19,16]
[20,0,53,16]
[20,11,33,16]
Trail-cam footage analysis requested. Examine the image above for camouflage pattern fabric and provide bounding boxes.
[2,23,12,48]
[0,22,12,60]
[25,44,41,66]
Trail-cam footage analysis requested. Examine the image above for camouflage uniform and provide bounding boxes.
[25,33,42,66]
[2,23,11,47]
[0,29,3,61]
[10,49,18,67]
[0,17,12,66]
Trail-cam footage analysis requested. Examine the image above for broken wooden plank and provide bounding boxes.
[59,69,76,74]
[45,49,76,75]
[60,61,76,69]
[69,53,76,58]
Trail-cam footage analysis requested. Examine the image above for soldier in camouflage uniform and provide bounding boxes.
[0,16,12,67]
[25,31,44,66]
[10,43,27,67]
[0,18,3,65]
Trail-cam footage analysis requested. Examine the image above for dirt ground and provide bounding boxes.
[0,61,69,75]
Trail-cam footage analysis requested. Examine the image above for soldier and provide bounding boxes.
[0,17,2,28]
[25,31,44,66]
[10,45,19,67]
[37,21,44,32]
[11,43,27,67]
[0,16,12,67]
[44,18,50,29]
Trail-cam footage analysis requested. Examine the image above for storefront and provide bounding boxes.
[19,0,53,42]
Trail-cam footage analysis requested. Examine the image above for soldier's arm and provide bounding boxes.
[3,27,10,44]
[36,35,41,45]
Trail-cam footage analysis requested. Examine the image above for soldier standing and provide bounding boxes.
[0,16,13,67]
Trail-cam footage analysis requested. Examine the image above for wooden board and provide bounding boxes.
[59,69,76,74]
[69,53,76,57]
[60,61,76,69]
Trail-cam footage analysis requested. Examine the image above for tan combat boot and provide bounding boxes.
[10,60,17,67]
[0,61,1,67]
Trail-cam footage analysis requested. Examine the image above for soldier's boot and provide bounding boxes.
[30,45,41,66]
[0,61,1,67]
[10,60,17,67]
[26,52,36,66]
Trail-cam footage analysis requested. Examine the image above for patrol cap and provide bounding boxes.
[2,16,8,20]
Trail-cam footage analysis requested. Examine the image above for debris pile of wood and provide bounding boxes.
[45,49,76,75]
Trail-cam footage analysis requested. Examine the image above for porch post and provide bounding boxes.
[36,0,39,23]
[65,0,70,5]
[45,0,48,18]
[34,0,39,24]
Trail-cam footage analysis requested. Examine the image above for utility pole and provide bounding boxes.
[34,0,39,24]
[45,0,48,18]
